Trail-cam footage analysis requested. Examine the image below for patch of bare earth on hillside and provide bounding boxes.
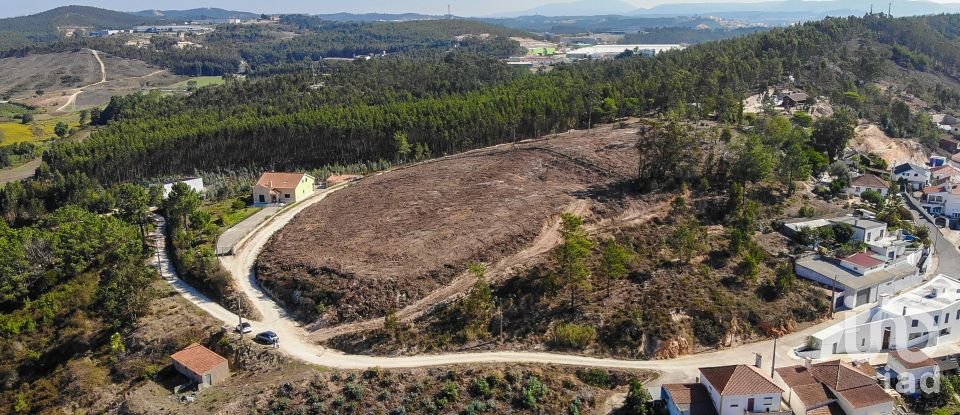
[257,125,646,326]
[851,122,928,166]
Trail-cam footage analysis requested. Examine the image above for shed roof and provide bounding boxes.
[171,343,227,375]
[699,365,783,396]
[841,252,885,268]
[894,163,929,175]
[890,348,938,369]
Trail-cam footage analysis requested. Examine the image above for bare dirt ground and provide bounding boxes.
[0,50,181,111]
[0,51,100,98]
[850,122,928,166]
[257,125,653,326]
[0,158,40,185]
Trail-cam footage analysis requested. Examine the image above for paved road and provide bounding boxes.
[903,192,960,276]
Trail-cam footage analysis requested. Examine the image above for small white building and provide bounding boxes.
[893,163,931,191]
[802,275,960,358]
[162,177,204,199]
[848,174,890,197]
[921,183,960,219]
[699,365,784,415]
[886,348,940,394]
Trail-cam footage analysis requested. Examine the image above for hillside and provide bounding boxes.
[134,8,260,20]
[0,6,153,49]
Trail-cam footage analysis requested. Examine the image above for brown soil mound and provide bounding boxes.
[256,125,640,324]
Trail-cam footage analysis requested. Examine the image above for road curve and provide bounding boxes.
[56,49,107,112]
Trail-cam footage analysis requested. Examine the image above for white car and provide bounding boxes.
[236,322,252,334]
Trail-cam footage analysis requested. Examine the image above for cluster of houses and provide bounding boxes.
[784,215,927,310]
[661,345,952,415]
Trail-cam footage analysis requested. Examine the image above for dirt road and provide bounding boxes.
[56,49,106,112]
[0,158,40,185]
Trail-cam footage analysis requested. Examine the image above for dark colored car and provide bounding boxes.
[255,331,278,344]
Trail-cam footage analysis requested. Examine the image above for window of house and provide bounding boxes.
[909,332,923,340]
[947,314,951,324]
[730,405,739,408]
[935,315,940,325]
[912,319,919,327]
[284,193,290,198]
[942,328,952,336]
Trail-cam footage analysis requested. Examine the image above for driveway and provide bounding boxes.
[215,206,280,255]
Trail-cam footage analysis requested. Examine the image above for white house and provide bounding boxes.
[921,183,960,219]
[885,348,940,395]
[698,365,784,415]
[162,177,204,199]
[660,383,716,415]
[796,253,922,309]
[848,174,889,197]
[252,172,316,206]
[931,164,960,184]
[775,360,893,415]
[830,217,888,244]
[893,163,931,191]
[802,275,960,358]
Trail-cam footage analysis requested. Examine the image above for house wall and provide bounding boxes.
[896,170,931,190]
[849,185,888,197]
[834,396,894,415]
[204,361,230,388]
[162,178,205,198]
[252,175,315,206]
[660,387,689,415]
[700,375,780,415]
[173,361,202,385]
[887,359,939,392]
[814,303,960,356]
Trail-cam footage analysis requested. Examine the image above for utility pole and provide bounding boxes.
[888,2,892,16]
[497,297,503,340]
[236,295,244,336]
[831,273,839,318]
[771,337,778,377]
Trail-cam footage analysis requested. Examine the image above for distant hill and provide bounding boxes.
[134,8,261,21]
[314,12,444,22]
[493,0,638,17]
[0,5,154,50]
[630,0,960,17]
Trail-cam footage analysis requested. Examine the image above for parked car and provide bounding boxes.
[255,331,278,344]
[235,322,252,334]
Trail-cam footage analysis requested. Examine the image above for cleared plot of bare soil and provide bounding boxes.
[0,51,100,97]
[257,125,640,325]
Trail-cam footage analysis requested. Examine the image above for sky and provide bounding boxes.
[4,0,960,18]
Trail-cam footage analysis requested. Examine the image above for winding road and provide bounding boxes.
[56,49,106,112]
[147,163,960,394]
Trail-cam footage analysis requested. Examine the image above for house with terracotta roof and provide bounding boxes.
[661,364,784,415]
[885,348,939,394]
[847,174,889,198]
[921,183,960,219]
[253,172,316,206]
[931,164,960,185]
[803,275,960,358]
[171,343,230,390]
[661,383,718,415]
[774,360,893,415]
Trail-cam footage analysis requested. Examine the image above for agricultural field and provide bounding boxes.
[165,76,227,91]
[0,112,81,144]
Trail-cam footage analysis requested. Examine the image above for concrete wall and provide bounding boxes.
[813,305,960,356]
[661,387,689,415]
[172,360,230,390]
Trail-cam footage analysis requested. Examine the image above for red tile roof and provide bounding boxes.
[699,365,783,396]
[850,174,888,189]
[842,252,885,268]
[890,348,938,369]
[778,361,892,410]
[792,383,835,408]
[663,383,713,405]
[171,343,227,375]
[255,172,309,190]
[807,403,845,415]
[931,165,960,176]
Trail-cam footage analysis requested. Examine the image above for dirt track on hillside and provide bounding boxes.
[257,125,648,326]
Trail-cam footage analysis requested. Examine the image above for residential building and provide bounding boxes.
[782,92,810,111]
[930,156,948,167]
[796,253,921,309]
[886,348,939,394]
[939,137,960,154]
[565,44,684,60]
[893,163,931,191]
[698,365,784,415]
[162,177,204,199]
[775,360,893,415]
[847,174,889,198]
[171,343,230,390]
[930,164,960,184]
[783,216,888,245]
[253,172,315,206]
[921,183,960,218]
[802,275,960,357]
[661,383,717,415]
